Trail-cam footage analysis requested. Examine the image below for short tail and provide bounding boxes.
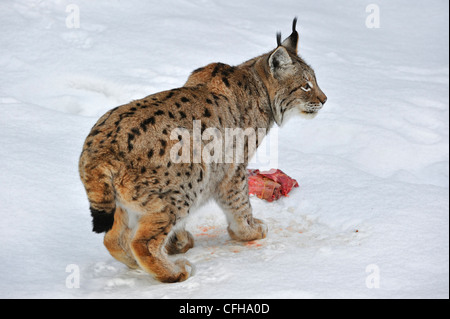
[79,160,116,233]
[90,205,115,234]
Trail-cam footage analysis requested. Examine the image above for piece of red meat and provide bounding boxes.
[248,172,282,202]
[258,169,299,196]
[247,169,299,202]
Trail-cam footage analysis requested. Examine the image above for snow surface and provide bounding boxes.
[0,0,448,299]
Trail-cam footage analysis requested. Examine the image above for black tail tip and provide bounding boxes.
[90,207,115,233]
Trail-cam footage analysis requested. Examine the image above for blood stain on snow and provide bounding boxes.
[245,240,263,247]
[195,225,219,238]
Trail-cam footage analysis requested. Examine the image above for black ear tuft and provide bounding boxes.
[281,17,299,54]
[276,32,282,47]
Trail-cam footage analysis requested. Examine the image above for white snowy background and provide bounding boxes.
[0,0,448,298]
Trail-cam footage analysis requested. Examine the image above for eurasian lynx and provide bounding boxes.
[79,18,326,282]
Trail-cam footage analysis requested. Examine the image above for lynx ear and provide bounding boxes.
[281,17,299,54]
[268,46,292,74]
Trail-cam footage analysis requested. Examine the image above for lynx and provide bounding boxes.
[79,18,327,283]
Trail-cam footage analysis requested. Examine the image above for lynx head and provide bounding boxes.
[265,18,327,125]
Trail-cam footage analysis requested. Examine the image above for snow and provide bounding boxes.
[0,0,448,299]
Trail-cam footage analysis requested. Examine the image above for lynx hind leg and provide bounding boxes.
[165,228,195,255]
[103,205,139,269]
[130,202,193,283]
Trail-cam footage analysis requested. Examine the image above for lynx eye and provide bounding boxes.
[301,81,313,92]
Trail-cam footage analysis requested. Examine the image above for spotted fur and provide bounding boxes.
[79,18,326,283]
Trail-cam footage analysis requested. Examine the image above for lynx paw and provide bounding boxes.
[228,218,268,241]
[156,258,194,283]
[166,230,195,255]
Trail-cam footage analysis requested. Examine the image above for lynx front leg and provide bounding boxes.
[217,167,268,241]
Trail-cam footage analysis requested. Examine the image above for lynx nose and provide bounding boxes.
[318,92,327,105]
